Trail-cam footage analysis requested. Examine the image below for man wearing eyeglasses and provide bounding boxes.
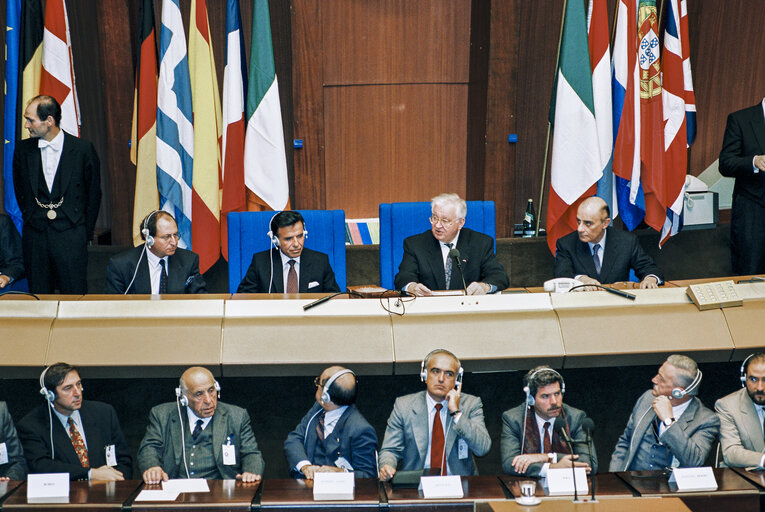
[105,211,207,294]
[394,193,508,295]
[283,366,377,479]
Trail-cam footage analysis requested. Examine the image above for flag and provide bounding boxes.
[220,0,248,260]
[157,0,194,248]
[612,0,646,230]
[3,0,22,231]
[588,0,615,217]
[19,0,43,139]
[244,0,289,211]
[130,0,160,246]
[40,0,80,136]
[659,0,694,245]
[189,0,222,272]
[546,0,601,255]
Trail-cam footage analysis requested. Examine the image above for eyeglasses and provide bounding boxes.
[429,216,458,227]
[157,233,181,242]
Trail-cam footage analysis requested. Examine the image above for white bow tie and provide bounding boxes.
[38,139,52,149]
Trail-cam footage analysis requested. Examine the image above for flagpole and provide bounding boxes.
[536,0,569,237]
[610,0,620,46]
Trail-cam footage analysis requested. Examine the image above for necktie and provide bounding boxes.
[192,419,204,440]
[444,243,454,289]
[68,417,90,467]
[287,259,298,293]
[159,259,168,294]
[430,404,445,475]
[543,421,552,454]
[316,411,326,441]
[592,244,601,276]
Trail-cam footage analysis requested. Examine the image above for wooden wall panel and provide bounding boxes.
[322,0,470,85]
[324,84,468,217]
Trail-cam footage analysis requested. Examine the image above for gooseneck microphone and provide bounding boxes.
[448,248,468,294]
[554,416,578,502]
[581,418,596,502]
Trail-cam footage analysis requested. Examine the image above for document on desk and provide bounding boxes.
[134,489,181,501]
[162,478,211,493]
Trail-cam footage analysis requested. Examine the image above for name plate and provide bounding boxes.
[669,466,718,491]
[546,468,588,495]
[420,475,464,499]
[162,478,210,493]
[313,472,355,500]
[27,473,69,499]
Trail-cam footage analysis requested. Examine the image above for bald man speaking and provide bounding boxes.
[553,197,663,289]
[137,367,264,483]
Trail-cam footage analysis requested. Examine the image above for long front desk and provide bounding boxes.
[0,470,762,511]
[2,278,765,376]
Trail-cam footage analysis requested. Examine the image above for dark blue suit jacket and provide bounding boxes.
[0,401,27,480]
[237,247,340,293]
[104,246,207,294]
[283,402,378,479]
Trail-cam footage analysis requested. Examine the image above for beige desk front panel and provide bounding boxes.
[391,294,564,373]
[48,300,224,367]
[722,298,765,359]
[0,300,58,367]
[222,299,394,376]
[553,288,734,367]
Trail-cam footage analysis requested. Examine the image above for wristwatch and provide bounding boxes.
[662,417,676,427]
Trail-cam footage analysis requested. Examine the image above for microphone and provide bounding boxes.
[303,291,346,311]
[448,248,468,294]
[602,286,636,300]
[554,416,578,502]
[581,418,596,502]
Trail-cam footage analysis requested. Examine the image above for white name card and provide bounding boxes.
[546,468,588,495]
[669,466,718,491]
[26,473,69,499]
[313,471,355,500]
[162,478,210,493]
[420,475,464,499]
[134,489,181,502]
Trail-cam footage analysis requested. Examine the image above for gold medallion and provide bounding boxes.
[47,209,57,220]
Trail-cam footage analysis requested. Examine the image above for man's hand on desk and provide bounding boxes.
[91,465,125,481]
[466,282,491,295]
[406,283,433,296]
[577,276,602,291]
[379,464,397,481]
[300,464,344,479]
[142,466,169,484]
[236,472,261,483]
[640,276,659,289]
[0,275,11,288]
[511,453,549,474]
[552,454,591,473]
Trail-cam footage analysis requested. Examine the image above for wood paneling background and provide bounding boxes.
[1,0,764,242]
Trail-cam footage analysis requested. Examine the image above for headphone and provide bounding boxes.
[39,366,55,402]
[670,368,703,399]
[740,354,762,387]
[523,367,565,406]
[142,210,161,248]
[175,379,221,407]
[267,212,308,248]
[420,349,464,387]
[320,369,355,404]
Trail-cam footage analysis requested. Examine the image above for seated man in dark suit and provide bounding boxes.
[0,401,27,480]
[237,210,340,293]
[105,211,207,294]
[0,214,24,290]
[16,363,132,480]
[394,193,508,295]
[284,366,377,479]
[554,196,663,288]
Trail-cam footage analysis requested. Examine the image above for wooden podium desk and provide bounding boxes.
[132,479,259,511]
[383,475,509,511]
[1,480,142,511]
[257,477,380,511]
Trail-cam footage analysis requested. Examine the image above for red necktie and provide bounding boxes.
[543,421,552,453]
[287,260,298,293]
[68,417,89,467]
[430,404,445,475]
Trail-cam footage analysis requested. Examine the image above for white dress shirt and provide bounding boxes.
[145,249,169,295]
[38,130,64,193]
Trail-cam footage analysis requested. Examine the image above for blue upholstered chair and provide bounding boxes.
[378,201,496,290]
[227,210,347,293]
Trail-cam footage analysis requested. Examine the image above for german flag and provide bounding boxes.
[18,0,43,140]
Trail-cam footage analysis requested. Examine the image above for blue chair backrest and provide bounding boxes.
[378,201,496,289]
[227,210,347,293]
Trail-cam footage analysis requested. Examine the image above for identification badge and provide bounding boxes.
[47,209,56,220]
[105,444,117,466]
[457,439,468,460]
[222,444,237,465]
[334,456,354,471]
[0,442,8,464]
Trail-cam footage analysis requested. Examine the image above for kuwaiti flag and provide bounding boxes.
[130,0,160,246]
[189,0,222,272]
[659,0,694,246]
[588,0,615,217]
[244,0,289,211]
[612,0,646,230]
[3,0,22,231]
[221,0,248,260]
[546,0,601,255]
[40,0,80,136]
[18,0,43,140]
[157,0,194,248]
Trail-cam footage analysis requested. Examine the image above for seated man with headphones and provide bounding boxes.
[378,349,491,479]
[609,355,720,471]
[715,353,765,468]
[283,366,378,479]
[137,367,264,483]
[105,210,207,294]
[236,210,340,293]
[500,366,596,477]
[16,362,132,480]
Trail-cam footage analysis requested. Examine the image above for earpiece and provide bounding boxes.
[523,367,566,407]
[321,369,355,404]
[39,366,55,402]
[741,354,755,388]
[420,350,464,384]
[176,380,220,407]
[267,211,308,248]
[142,210,161,248]
[671,369,702,399]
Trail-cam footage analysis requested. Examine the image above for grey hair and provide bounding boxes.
[431,193,467,220]
[666,354,698,390]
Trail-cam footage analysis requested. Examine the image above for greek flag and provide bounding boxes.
[156,0,194,248]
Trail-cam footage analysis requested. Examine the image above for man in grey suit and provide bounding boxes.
[609,355,719,471]
[378,349,491,479]
[138,367,264,483]
[0,402,27,480]
[715,353,765,468]
[501,367,595,477]
[284,366,378,479]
